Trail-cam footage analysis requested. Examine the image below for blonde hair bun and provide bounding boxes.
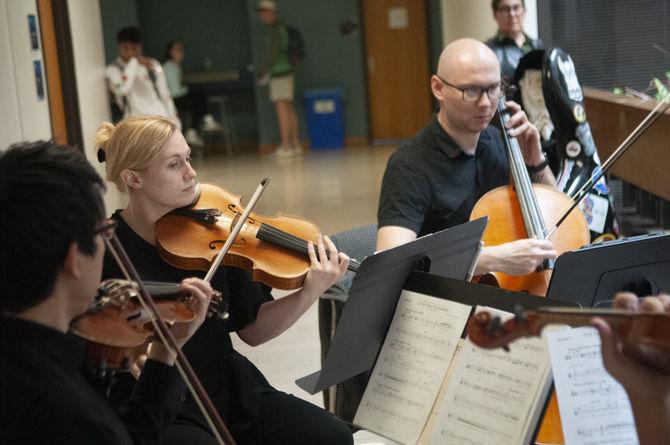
[94,121,115,163]
[94,116,175,191]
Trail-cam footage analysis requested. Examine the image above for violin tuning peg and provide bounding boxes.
[513,305,527,324]
[489,315,503,334]
[217,300,230,320]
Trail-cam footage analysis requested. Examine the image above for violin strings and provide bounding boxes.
[256,223,360,271]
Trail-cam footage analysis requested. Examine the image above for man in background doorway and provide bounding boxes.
[256,0,302,157]
[106,27,179,129]
[485,0,541,83]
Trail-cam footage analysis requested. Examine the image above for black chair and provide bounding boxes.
[318,224,377,422]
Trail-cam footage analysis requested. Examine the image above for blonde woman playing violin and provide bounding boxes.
[95,115,352,445]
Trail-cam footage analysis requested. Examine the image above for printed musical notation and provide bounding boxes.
[354,290,471,445]
[426,306,553,445]
[547,328,639,445]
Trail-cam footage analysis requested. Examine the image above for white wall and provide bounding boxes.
[440,0,538,45]
[0,0,22,149]
[0,0,52,149]
[67,0,123,211]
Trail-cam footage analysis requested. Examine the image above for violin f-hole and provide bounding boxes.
[209,238,245,250]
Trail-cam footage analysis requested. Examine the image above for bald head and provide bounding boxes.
[431,38,502,144]
[437,38,500,82]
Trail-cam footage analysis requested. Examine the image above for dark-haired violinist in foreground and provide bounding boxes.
[0,141,212,444]
[592,292,670,445]
[95,115,353,444]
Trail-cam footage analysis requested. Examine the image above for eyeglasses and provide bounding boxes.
[93,219,118,240]
[436,75,502,102]
[496,4,524,15]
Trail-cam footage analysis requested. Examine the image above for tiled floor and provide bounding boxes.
[193,145,396,407]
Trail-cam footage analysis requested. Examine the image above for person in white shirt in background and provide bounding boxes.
[162,40,204,147]
[106,27,180,130]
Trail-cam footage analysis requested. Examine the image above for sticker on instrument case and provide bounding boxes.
[565,140,581,158]
[573,104,586,123]
[576,123,597,157]
[579,193,609,234]
[558,55,584,101]
[590,166,610,194]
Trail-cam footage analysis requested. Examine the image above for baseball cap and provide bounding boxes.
[256,0,276,11]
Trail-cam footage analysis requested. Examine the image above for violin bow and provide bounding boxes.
[204,178,269,282]
[105,235,235,445]
[545,96,670,240]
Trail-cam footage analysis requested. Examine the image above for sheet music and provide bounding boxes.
[354,290,472,445]
[546,327,639,445]
[426,306,553,445]
[417,339,465,445]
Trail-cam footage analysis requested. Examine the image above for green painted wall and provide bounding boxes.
[98,0,443,147]
[136,0,251,73]
[246,0,368,146]
[100,0,139,65]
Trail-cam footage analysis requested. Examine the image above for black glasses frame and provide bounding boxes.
[495,4,524,15]
[93,218,118,240]
[435,75,502,103]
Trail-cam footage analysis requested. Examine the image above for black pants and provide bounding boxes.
[174,91,206,131]
[162,391,353,445]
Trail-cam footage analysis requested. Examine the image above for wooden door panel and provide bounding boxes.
[363,0,432,141]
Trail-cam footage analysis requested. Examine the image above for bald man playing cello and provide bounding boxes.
[376,38,557,276]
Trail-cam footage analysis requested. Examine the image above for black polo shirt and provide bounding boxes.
[377,115,509,237]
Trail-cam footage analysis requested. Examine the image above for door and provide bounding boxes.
[362,0,432,143]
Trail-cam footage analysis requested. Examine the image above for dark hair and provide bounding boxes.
[117,26,142,44]
[162,39,182,63]
[492,0,525,10]
[0,141,106,313]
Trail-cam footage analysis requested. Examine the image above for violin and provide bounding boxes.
[466,306,670,444]
[470,96,591,296]
[100,233,235,444]
[156,183,360,290]
[468,307,670,373]
[70,279,226,370]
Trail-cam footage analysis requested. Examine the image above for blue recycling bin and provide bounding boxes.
[303,87,344,149]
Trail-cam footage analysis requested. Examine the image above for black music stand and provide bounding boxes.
[296,218,488,394]
[546,232,670,307]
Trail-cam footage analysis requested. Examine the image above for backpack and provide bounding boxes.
[285,24,305,65]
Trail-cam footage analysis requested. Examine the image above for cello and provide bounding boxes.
[470,96,591,444]
[470,96,591,297]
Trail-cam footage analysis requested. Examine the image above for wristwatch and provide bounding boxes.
[527,152,549,173]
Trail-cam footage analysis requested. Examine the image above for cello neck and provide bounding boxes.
[496,97,549,241]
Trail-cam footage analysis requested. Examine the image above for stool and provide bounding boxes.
[203,95,238,155]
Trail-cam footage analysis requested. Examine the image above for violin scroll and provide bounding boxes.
[71,279,228,371]
[467,307,541,350]
[469,306,670,374]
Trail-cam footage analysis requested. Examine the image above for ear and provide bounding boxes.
[430,75,445,102]
[62,243,83,279]
[121,169,142,189]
